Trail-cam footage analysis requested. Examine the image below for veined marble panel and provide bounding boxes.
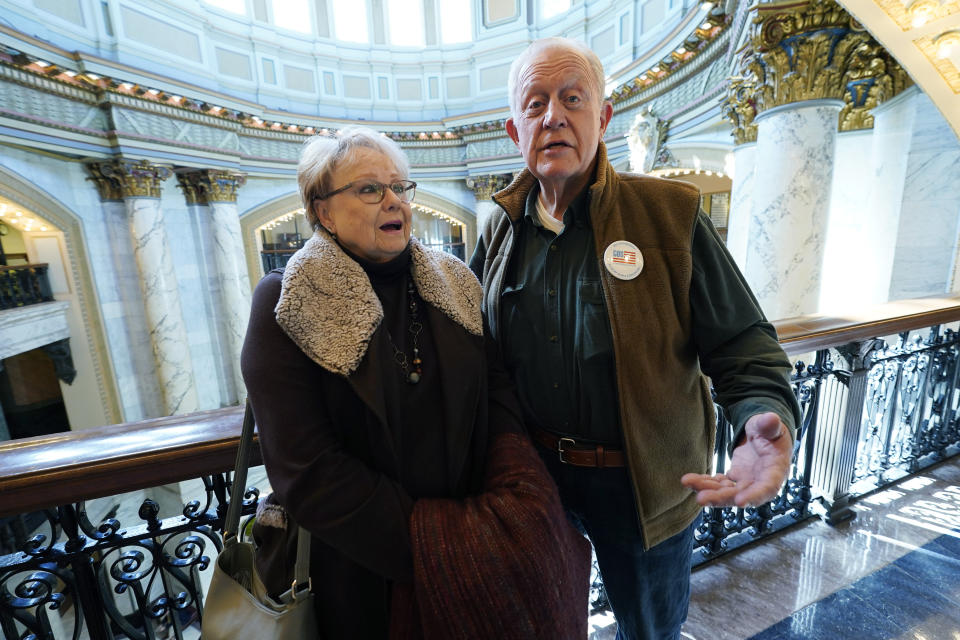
[0,301,70,360]
[726,143,756,270]
[889,93,960,300]
[745,100,843,321]
[127,197,199,415]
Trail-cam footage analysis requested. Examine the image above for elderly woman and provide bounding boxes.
[241,126,588,639]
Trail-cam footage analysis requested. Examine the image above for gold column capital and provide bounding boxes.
[466,174,513,201]
[87,159,172,199]
[85,162,124,202]
[730,0,914,132]
[176,170,247,205]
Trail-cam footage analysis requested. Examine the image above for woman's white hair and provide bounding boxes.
[298,125,411,229]
[507,37,606,118]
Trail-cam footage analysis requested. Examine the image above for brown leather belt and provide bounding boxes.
[530,427,626,468]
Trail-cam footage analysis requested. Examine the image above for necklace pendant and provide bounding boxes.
[408,371,421,384]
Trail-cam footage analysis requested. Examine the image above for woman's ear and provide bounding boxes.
[314,200,335,235]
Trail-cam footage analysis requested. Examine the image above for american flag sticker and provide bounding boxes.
[604,240,644,280]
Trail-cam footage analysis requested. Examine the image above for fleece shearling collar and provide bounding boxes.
[275,229,482,376]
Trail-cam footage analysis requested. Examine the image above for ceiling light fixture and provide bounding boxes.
[908,0,937,27]
[934,31,960,59]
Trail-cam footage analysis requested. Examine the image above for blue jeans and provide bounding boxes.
[537,443,697,640]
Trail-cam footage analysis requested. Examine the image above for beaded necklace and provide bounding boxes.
[387,277,423,384]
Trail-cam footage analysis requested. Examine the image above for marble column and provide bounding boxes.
[466,173,513,234]
[722,78,758,271]
[746,101,843,320]
[101,160,198,416]
[178,170,250,403]
[726,0,907,320]
[725,143,755,270]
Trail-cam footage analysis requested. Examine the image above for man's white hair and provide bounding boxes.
[507,37,606,118]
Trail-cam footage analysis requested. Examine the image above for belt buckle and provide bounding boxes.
[558,437,577,464]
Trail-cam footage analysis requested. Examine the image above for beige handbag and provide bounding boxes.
[201,401,318,639]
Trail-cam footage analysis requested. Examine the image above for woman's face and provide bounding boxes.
[314,148,413,263]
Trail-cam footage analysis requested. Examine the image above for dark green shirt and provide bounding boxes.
[499,185,796,444]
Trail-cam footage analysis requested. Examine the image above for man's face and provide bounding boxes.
[506,47,612,189]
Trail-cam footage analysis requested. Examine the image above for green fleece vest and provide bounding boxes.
[479,143,713,549]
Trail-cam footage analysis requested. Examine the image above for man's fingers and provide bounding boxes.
[680,473,734,491]
[691,486,744,507]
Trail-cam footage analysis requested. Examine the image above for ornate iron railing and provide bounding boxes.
[3,296,960,634]
[692,296,960,567]
[0,264,53,310]
[0,409,256,640]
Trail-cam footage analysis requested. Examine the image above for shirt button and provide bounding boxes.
[553,382,560,389]
[550,245,558,251]
[548,289,557,297]
[549,335,559,343]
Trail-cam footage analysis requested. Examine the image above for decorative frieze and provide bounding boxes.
[466,174,513,200]
[176,170,247,205]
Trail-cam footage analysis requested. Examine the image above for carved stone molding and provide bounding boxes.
[41,338,77,385]
[176,170,247,205]
[733,0,911,129]
[465,174,512,201]
[86,160,172,200]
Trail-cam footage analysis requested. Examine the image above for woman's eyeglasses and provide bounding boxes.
[315,180,417,204]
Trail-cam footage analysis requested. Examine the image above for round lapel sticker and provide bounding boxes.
[603,241,643,280]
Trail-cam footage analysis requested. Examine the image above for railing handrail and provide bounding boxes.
[0,261,48,271]
[2,293,959,518]
[0,406,253,518]
[774,293,960,355]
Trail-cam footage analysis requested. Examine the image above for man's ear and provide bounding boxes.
[599,101,613,137]
[505,118,520,146]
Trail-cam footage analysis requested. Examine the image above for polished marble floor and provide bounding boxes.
[589,456,960,640]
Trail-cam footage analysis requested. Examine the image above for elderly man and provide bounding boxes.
[469,37,801,640]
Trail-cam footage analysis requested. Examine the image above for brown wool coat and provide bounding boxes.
[476,142,715,549]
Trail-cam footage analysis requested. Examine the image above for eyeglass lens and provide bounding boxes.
[356,181,416,204]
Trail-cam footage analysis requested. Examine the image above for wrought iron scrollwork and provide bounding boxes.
[0,472,259,640]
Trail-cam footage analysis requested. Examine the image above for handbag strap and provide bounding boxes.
[226,400,313,596]
[223,399,256,540]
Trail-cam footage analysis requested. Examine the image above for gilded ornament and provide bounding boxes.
[730,0,913,135]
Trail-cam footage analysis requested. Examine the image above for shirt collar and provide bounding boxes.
[523,184,591,230]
